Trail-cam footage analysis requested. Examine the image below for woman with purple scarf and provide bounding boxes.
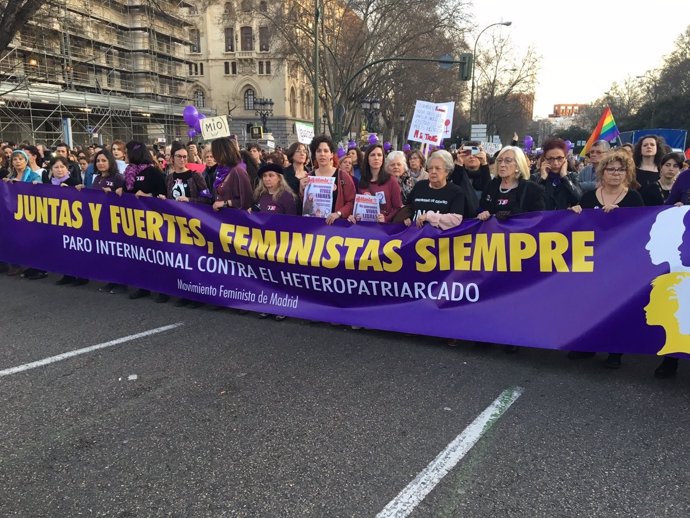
[116,141,165,199]
[211,137,253,211]
[115,141,167,302]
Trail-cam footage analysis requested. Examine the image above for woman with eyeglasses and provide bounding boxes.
[477,146,545,222]
[569,149,643,215]
[531,138,581,210]
[568,149,643,369]
[161,142,211,205]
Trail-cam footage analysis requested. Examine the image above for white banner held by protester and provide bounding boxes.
[302,176,335,217]
[407,101,447,146]
[295,122,315,145]
[353,194,380,222]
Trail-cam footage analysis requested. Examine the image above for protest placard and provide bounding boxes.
[407,101,447,145]
[353,194,380,222]
[302,176,335,217]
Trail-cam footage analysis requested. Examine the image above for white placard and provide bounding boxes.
[295,122,315,145]
[353,194,380,222]
[200,115,231,140]
[481,141,502,156]
[437,101,455,138]
[407,101,447,146]
[302,176,335,217]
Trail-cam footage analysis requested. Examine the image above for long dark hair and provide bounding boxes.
[93,149,120,177]
[212,138,241,168]
[126,141,154,166]
[359,143,389,188]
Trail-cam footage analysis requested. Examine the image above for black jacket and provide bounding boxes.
[480,177,545,216]
[530,172,581,210]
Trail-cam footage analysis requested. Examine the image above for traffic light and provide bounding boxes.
[458,53,473,81]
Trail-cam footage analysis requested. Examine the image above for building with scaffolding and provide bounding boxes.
[0,0,214,147]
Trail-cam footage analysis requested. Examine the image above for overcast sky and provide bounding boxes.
[469,0,690,118]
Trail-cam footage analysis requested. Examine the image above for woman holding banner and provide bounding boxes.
[531,138,582,210]
[302,135,356,224]
[403,150,465,230]
[568,149,643,369]
[162,142,211,205]
[211,137,253,212]
[353,144,403,223]
[477,146,545,221]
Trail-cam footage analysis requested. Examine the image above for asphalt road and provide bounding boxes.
[1,273,689,517]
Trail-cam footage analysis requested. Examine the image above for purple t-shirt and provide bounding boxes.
[257,191,297,215]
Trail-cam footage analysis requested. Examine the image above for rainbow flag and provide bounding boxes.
[580,107,620,157]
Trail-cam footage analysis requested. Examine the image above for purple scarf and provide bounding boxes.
[51,175,70,186]
[124,163,151,191]
[213,165,231,192]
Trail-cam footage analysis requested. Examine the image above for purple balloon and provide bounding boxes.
[194,113,206,133]
[524,135,534,149]
[383,141,392,152]
[187,128,197,139]
[348,139,357,150]
[402,143,411,152]
[368,134,378,145]
[564,139,573,150]
[337,146,346,159]
[439,142,445,149]
[183,105,199,128]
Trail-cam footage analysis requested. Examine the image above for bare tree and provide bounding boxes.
[474,33,539,144]
[249,0,471,139]
[0,0,48,54]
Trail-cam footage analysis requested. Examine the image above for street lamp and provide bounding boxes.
[322,113,328,134]
[361,98,380,133]
[254,97,274,131]
[399,112,406,149]
[468,21,512,138]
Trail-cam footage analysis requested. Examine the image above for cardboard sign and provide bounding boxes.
[295,122,315,145]
[200,115,231,140]
[407,101,447,145]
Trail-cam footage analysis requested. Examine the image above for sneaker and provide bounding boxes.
[7,266,23,276]
[274,315,286,321]
[654,357,678,379]
[155,293,170,303]
[109,284,127,295]
[604,353,622,369]
[129,288,150,300]
[257,312,270,318]
[55,275,75,286]
[99,283,117,293]
[24,270,48,280]
[567,351,596,360]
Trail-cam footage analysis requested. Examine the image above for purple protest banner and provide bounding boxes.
[1,182,689,355]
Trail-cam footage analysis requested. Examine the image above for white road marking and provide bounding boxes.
[0,323,183,378]
[376,386,524,518]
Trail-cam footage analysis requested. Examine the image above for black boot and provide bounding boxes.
[655,357,679,379]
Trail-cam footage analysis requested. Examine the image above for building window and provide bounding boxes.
[224,61,238,75]
[224,28,234,52]
[189,29,200,53]
[189,63,203,76]
[265,61,271,74]
[240,27,253,51]
[259,26,269,52]
[241,0,252,12]
[258,61,263,75]
[290,87,297,118]
[244,88,255,110]
[194,89,205,108]
[199,63,203,75]
[223,2,233,15]
[300,90,305,118]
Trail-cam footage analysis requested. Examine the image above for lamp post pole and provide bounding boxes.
[399,112,406,149]
[254,97,274,132]
[313,0,322,134]
[468,21,512,138]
